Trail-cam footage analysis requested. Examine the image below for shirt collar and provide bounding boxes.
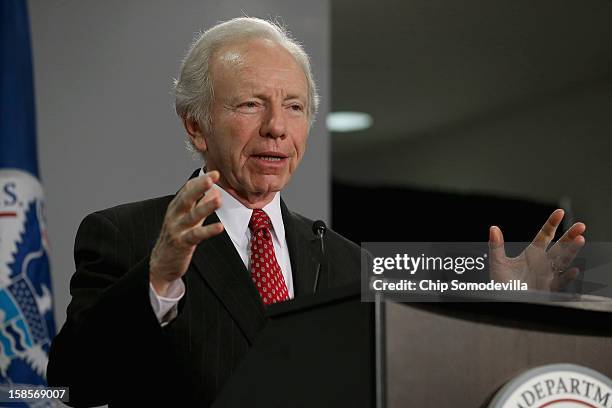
[200,168,286,248]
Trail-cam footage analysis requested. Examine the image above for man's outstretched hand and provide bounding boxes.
[149,171,225,296]
[489,209,586,291]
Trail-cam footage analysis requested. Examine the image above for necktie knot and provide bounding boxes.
[249,209,271,232]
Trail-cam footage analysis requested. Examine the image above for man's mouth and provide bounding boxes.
[256,156,282,161]
[252,151,288,162]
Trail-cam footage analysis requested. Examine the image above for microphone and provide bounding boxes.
[312,220,327,293]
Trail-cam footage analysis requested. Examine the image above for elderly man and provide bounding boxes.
[47,17,361,407]
[48,16,586,408]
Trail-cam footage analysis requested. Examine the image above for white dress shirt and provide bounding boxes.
[149,173,294,325]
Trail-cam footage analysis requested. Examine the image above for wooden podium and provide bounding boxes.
[211,284,612,407]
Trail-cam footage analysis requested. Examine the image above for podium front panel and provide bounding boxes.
[384,301,612,407]
[212,287,375,408]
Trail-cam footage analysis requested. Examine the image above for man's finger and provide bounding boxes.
[176,171,220,212]
[201,184,222,204]
[182,222,225,246]
[488,226,506,261]
[547,222,586,262]
[554,222,586,246]
[178,189,221,228]
[531,209,564,249]
[549,235,585,274]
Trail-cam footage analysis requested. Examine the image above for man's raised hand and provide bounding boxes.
[489,209,586,291]
[149,171,224,295]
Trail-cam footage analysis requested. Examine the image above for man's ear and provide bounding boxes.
[183,117,208,153]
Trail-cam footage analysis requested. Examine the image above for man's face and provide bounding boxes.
[196,38,310,205]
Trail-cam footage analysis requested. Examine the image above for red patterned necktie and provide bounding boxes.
[248,209,289,305]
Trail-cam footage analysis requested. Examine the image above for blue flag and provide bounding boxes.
[0,0,57,400]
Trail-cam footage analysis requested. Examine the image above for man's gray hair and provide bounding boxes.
[173,17,319,136]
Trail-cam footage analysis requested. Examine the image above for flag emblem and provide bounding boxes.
[0,169,55,387]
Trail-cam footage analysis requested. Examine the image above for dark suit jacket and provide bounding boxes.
[47,175,361,407]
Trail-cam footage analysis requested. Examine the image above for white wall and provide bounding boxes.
[28,0,330,328]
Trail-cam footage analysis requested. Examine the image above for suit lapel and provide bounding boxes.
[190,212,267,345]
[281,200,320,297]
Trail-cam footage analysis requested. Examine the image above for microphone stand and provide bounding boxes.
[312,220,326,293]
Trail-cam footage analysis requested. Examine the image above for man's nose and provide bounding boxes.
[260,103,287,139]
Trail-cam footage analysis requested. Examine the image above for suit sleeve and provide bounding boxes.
[46,211,167,407]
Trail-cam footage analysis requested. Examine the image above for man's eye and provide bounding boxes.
[238,101,259,110]
[289,104,304,112]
